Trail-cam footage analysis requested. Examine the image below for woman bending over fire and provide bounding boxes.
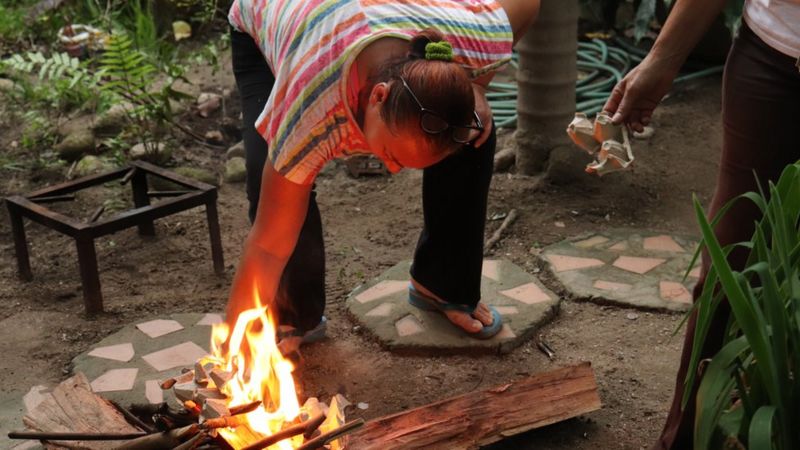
[225,0,540,350]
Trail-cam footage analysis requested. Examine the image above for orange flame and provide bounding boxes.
[205,285,302,449]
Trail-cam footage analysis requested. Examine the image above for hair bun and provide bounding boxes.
[408,28,447,60]
[425,41,453,61]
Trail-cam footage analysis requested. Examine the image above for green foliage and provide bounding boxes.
[686,162,800,449]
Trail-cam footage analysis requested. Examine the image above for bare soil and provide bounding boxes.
[0,50,723,449]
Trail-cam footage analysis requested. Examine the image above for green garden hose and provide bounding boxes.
[489,38,724,129]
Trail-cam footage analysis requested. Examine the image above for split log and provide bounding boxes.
[21,373,143,449]
[348,362,601,450]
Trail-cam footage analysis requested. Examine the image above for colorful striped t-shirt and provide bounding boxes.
[229,0,513,185]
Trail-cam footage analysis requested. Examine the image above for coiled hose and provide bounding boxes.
[489,37,724,129]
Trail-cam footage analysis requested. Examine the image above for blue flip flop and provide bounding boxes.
[408,284,503,339]
[277,316,327,344]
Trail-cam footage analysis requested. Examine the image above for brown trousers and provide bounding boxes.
[654,21,800,450]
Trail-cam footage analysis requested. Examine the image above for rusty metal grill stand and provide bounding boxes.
[5,161,224,314]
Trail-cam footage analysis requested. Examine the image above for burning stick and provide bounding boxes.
[7,431,147,441]
[114,424,198,450]
[295,418,365,450]
[239,413,327,450]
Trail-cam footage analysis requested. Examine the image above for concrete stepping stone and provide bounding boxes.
[72,313,215,407]
[346,259,559,355]
[540,231,699,312]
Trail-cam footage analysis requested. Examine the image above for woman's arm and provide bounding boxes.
[603,0,728,130]
[496,0,540,45]
[225,162,313,329]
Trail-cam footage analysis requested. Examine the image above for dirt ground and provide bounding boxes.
[0,49,723,449]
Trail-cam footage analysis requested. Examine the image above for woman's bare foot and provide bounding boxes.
[410,279,494,333]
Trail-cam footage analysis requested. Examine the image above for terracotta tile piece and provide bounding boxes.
[136,319,184,338]
[494,306,519,315]
[90,368,138,393]
[88,343,135,362]
[613,256,666,274]
[608,241,628,251]
[395,315,425,337]
[196,313,223,326]
[145,380,164,404]
[500,282,552,304]
[481,260,500,281]
[546,254,605,272]
[660,281,692,304]
[142,341,209,372]
[593,280,633,292]
[643,235,685,253]
[574,235,610,248]
[365,303,393,317]
[355,280,408,304]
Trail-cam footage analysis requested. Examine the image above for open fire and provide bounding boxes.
[167,285,352,450]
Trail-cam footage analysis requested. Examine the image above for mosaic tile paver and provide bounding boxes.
[540,231,699,312]
[72,313,215,407]
[90,368,138,393]
[346,259,559,355]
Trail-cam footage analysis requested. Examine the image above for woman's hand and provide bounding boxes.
[471,83,493,148]
[602,54,680,132]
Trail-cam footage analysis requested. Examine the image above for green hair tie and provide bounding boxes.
[425,41,453,61]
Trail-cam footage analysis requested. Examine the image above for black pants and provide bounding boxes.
[654,21,800,450]
[231,29,496,332]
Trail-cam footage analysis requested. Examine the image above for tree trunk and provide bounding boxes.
[515,0,580,178]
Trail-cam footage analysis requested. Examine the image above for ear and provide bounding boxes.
[369,82,389,105]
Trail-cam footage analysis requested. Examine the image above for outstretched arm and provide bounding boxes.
[603,0,728,130]
[225,162,313,329]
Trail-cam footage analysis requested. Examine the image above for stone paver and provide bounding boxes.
[346,259,559,355]
[71,313,214,408]
[540,231,699,312]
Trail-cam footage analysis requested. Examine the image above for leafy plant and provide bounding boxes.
[685,162,800,449]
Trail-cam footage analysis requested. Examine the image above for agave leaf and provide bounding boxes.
[748,406,776,450]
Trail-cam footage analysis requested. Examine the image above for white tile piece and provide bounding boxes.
[495,324,516,340]
[196,313,223,326]
[365,303,393,317]
[90,368,138,393]
[500,282,552,304]
[142,341,209,372]
[136,319,184,338]
[145,380,164,404]
[643,235,685,253]
[494,306,519,315]
[608,241,628,251]
[481,260,500,281]
[612,256,666,274]
[395,315,424,337]
[573,235,610,248]
[355,280,408,303]
[546,254,605,272]
[88,343,135,362]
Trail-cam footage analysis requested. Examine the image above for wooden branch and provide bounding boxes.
[348,362,601,450]
[484,208,519,255]
[7,431,146,441]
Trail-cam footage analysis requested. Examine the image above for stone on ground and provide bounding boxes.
[129,142,172,165]
[225,157,246,183]
[74,155,116,177]
[347,259,559,355]
[92,103,133,136]
[539,230,698,311]
[226,141,245,160]
[56,129,95,161]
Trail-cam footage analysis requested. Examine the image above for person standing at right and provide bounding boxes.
[602,1,800,448]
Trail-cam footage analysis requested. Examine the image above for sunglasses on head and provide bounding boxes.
[399,76,483,145]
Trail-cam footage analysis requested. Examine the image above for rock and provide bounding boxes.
[205,130,224,144]
[129,142,172,165]
[56,129,95,161]
[58,114,94,138]
[175,166,219,187]
[169,99,187,116]
[92,103,133,136]
[0,78,18,93]
[74,155,115,177]
[224,157,247,183]
[626,313,640,321]
[226,141,245,160]
[196,93,222,118]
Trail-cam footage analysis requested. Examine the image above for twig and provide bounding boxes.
[7,431,147,441]
[110,400,155,434]
[240,413,327,450]
[229,400,262,416]
[294,418,366,450]
[89,205,105,222]
[484,208,519,255]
